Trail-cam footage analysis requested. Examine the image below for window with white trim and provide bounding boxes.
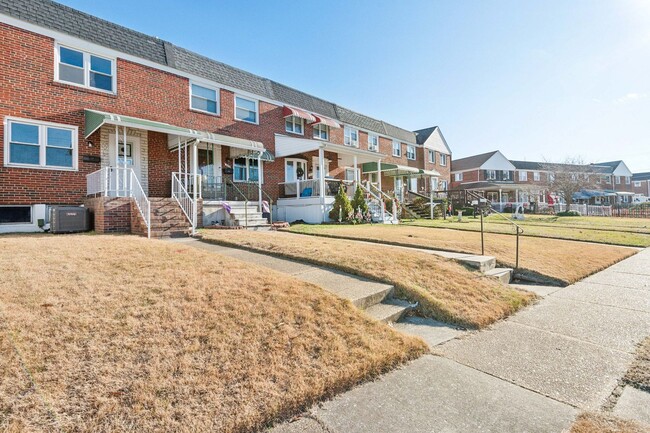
[5,118,77,170]
[234,157,260,182]
[634,181,642,187]
[440,180,448,190]
[454,172,463,182]
[392,140,401,157]
[313,124,329,140]
[616,176,621,184]
[285,158,307,182]
[368,134,378,152]
[428,150,435,163]
[440,154,447,166]
[533,171,541,181]
[56,45,115,92]
[625,176,631,185]
[344,126,359,147]
[285,116,304,135]
[518,171,528,181]
[406,145,416,160]
[190,83,219,114]
[486,170,496,180]
[235,96,258,123]
[0,206,32,224]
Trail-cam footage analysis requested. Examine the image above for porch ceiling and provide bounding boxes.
[274,134,385,163]
[84,109,264,154]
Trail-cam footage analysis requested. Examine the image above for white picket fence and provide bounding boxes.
[554,203,612,216]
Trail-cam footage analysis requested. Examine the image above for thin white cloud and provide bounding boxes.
[615,92,648,104]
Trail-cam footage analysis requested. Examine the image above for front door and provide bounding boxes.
[394,177,404,201]
[108,135,142,195]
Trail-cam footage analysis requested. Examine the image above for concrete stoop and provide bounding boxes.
[450,253,513,284]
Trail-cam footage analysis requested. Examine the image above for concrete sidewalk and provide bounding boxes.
[268,248,650,433]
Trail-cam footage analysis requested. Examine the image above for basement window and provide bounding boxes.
[0,206,32,224]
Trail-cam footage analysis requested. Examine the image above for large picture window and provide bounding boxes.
[5,118,77,170]
[57,45,115,92]
[234,157,260,182]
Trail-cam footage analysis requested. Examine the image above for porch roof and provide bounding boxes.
[361,162,437,177]
[84,109,265,153]
[274,134,385,162]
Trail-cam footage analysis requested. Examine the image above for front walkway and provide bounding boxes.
[175,237,650,432]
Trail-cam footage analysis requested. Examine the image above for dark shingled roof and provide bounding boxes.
[633,172,650,181]
[512,160,612,174]
[0,0,419,144]
[451,151,499,172]
[414,126,438,145]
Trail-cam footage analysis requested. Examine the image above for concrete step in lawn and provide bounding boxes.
[484,267,514,284]
[364,298,413,323]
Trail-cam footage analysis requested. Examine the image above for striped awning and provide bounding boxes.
[282,105,317,123]
[232,149,275,162]
[313,114,341,129]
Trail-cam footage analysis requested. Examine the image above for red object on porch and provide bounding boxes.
[546,193,555,204]
[282,105,317,123]
[312,114,342,129]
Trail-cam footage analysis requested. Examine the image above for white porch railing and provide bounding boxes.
[86,167,151,238]
[279,179,354,199]
[172,172,196,231]
[365,181,397,223]
[554,203,613,216]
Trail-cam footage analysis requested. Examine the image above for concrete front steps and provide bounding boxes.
[418,249,514,284]
[226,202,271,228]
[134,197,193,238]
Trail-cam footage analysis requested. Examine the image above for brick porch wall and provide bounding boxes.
[84,197,132,233]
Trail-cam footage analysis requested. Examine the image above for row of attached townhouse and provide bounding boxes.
[0,0,451,235]
[450,150,641,211]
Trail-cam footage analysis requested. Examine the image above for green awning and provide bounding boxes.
[362,162,420,176]
[84,109,264,152]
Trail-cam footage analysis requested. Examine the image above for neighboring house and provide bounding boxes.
[632,172,650,202]
[450,151,636,210]
[0,0,451,233]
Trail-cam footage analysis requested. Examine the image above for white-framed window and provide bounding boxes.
[4,117,77,170]
[190,83,219,114]
[440,180,448,190]
[486,170,496,180]
[406,145,416,160]
[625,176,631,185]
[0,205,32,224]
[234,157,260,182]
[344,126,359,147]
[392,140,401,157]
[313,124,329,140]
[235,95,258,124]
[502,170,510,180]
[285,116,304,135]
[440,154,447,166]
[616,176,621,184]
[533,171,540,181]
[518,171,528,181]
[454,172,463,182]
[285,158,307,182]
[428,150,435,163]
[549,173,555,182]
[56,44,115,93]
[345,167,360,182]
[368,134,378,152]
[634,181,642,187]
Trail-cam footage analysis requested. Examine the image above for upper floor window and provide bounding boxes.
[392,140,401,157]
[235,96,258,123]
[518,171,528,181]
[285,116,304,135]
[486,170,496,180]
[533,171,541,181]
[4,118,77,170]
[344,126,358,147]
[406,145,416,160]
[368,134,378,152]
[454,172,463,182]
[428,150,435,163]
[502,170,510,180]
[57,45,115,92]
[625,176,631,185]
[616,176,621,184]
[191,83,219,114]
[313,124,329,140]
[634,181,642,187]
[440,154,447,166]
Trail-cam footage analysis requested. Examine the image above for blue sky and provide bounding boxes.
[59,0,650,171]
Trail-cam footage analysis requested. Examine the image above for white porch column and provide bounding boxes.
[114,125,119,196]
[318,147,326,221]
[257,151,263,211]
[192,140,199,234]
[353,155,358,188]
[377,159,382,191]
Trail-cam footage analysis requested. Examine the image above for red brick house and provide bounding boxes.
[0,0,452,234]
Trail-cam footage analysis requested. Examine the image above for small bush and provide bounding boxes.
[350,186,369,216]
[328,185,353,222]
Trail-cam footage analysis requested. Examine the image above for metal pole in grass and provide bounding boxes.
[480,208,485,256]
[516,227,520,269]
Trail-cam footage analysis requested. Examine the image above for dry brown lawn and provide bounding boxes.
[200,230,535,329]
[570,412,650,433]
[287,224,637,285]
[0,234,425,433]
[624,336,650,392]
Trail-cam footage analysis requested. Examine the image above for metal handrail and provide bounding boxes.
[253,182,274,225]
[466,190,524,269]
[359,181,393,222]
[365,181,398,223]
[225,178,249,229]
[172,172,195,230]
[130,170,151,239]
